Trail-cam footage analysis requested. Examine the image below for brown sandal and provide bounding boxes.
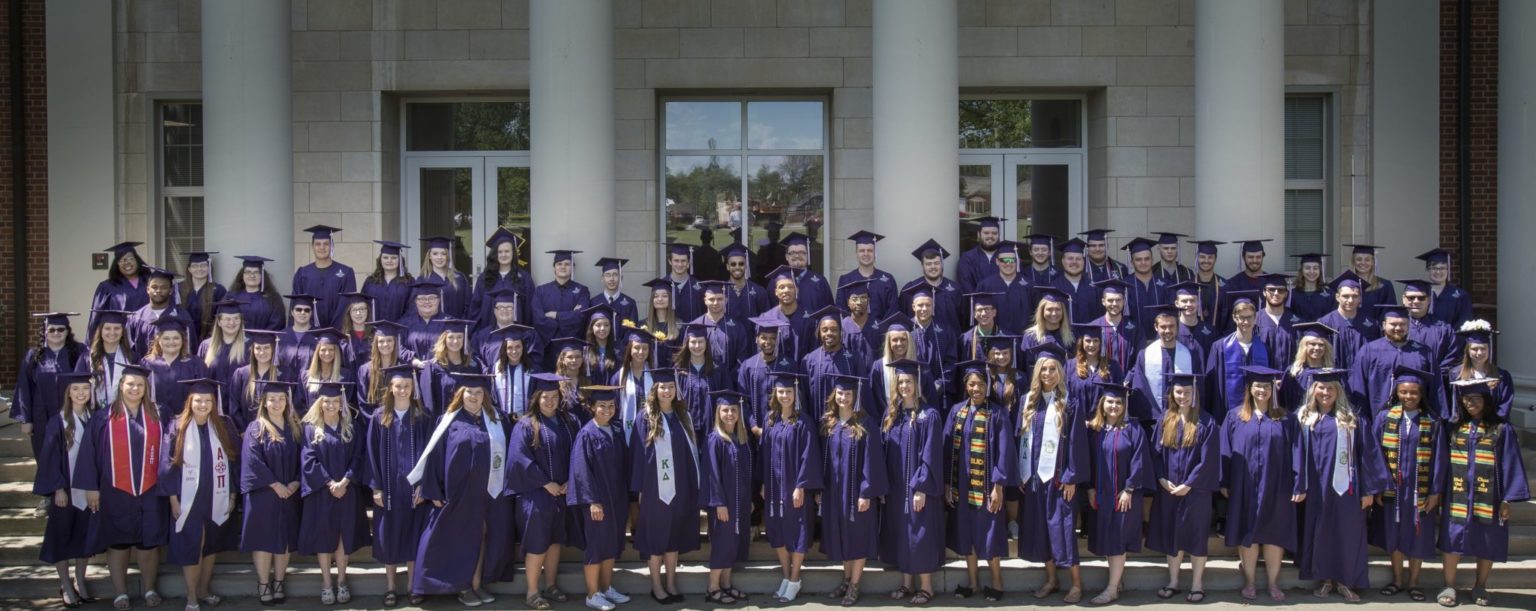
[909,589,934,606]
[889,586,913,601]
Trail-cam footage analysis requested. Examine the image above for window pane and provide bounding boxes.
[959,164,994,254]
[406,102,530,151]
[665,156,742,256]
[1285,96,1324,180]
[162,103,203,187]
[1015,163,1071,242]
[748,155,824,275]
[493,166,532,263]
[747,101,824,150]
[959,99,1082,149]
[162,196,204,273]
[418,167,476,275]
[1285,189,1325,265]
[664,101,742,150]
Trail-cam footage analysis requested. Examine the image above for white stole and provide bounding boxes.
[407,408,506,499]
[1332,416,1352,495]
[495,365,526,416]
[1018,394,1065,484]
[621,371,651,434]
[653,411,698,504]
[1143,343,1193,407]
[177,422,231,532]
[66,412,88,510]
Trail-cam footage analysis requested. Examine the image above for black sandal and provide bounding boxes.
[382,590,399,608]
[910,590,934,606]
[953,585,974,599]
[257,583,274,606]
[982,586,1003,602]
[1187,590,1206,603]
[1410,588,1428,602]
[271,581,287,604]
[1157,587,1181,599]
[726,587,748,601]
[705,589,736,605]
[1381,583,1404,596]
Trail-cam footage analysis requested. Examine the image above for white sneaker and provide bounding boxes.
[585,593,615,610]
[782,580,803,602]
[601,587,630,604]
[775,579,790,600]
[1010,521,1020,539]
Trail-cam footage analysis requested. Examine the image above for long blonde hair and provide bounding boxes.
[1236,377,1286,423]
[1018,356,1068,433]
[1288,335,1335,375]
[713,397,748,444]
[365,335,401,405]
[820,385,867,441]
[1159,383,1200,448]
[305,342,343,384]
[203,314,247,369]
[253,388,302,444]
[430,328,472,365]
[1297,380,1357,432]
[880,330,913,406]
[244,345,281,407]
[1025,299,1074,346]
[642,383,696,446]
[1085,392,1127,431]
[302,393,354,443]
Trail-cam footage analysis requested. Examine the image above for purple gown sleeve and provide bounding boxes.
[1354,420,1389,496]
[1061,411,1090,485]
[1186,421,1221,491]
[859,420,889,500]
[240,425,279,492]
[566,429,599,506]
[158,428,182,498]
[1499,424,1531,503]
[299,427,332,497]
[796,422,824,491]
[1292,419,1309,496]
[1428,421,1449,497]
[628,419,647,494]
[508,419,552,494]
[1128,426,1156,491]
[702,435,727,508]
[991,408,1018,486]
[11,352,34,421]
[914,409,944,497]
[31,418,68,495]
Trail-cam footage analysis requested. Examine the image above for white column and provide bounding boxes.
[202,0,293,289]
[1371,1,1440,276]
[1194,0,1284,275]
[530,0,614,288]
[1498,0,1536,427]
[46,0,114,313]
[872,0,959,271]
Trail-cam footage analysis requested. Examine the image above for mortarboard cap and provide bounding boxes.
[367,320,407,337]
[1057,238,1087,255]
[972,216,1005,229]
[1309,368,1350,384]
[846,230,884,245]
[583,385,621,403]
[529,372,568,393]
[645,367,682,385]
[1188,240,1225,255]
[486,226,523,249]
[448,372,494,391]
[106,241,145,256]
[1168,372,1202,386]
[1291,252,1328,265]
[1450,378,1496,399]
[177,378,223,396]
[1375,304,1411,320]
[1093,278,1130,295]
[382,364,417,382]
[1122,237,1157,254]
[911,238,951,261]
[256,379,297,395]
[1393,365,1432,386]
[283,293,318,309]
[779,232,811,248]
[699,280,730,294]
[93,309,131,326]
[312,381,350,398]
[1343,244,1382,256]
[827,374,865,392]
[901,283,934,301]
[809,305,845,323]
[1031,285,1069,304]
[1144,304,1181,319]
[886,359,923,377]
[33,312,79,328]
[1078,228,1114,242]
[244,329,280,347]
[1240,365,1285,383]
[302,225,342,240]
[1237,239,1273,254]
[236,255,273,269]
[1093,381,1132,398]
[875,312,915,335]
[838,279,872,297]
[307,328,345,345]
[720,242,750,260]
[711,389,747,406]
[546,249,581,263]
[1226,290,1263,308]
[54,372,95,391]
[1022,233,1056,247]
[1416,248,1453,266]
[1293,322,1337,339]
[1168,281,1202,298]
[594,257,629,272]
[766,265,797,285]
[1153,231,1188,245]
[766,370,807,387]
[748,315,788,333]
[373,240,409,256]
[955,359,988,380]
[184,251,217,264]
[1027,343,1068,365]
[1399,279,1433,295]
[547,337,589,355]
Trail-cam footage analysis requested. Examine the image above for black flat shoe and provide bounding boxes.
[666,592,685,603]
[651,590,670,605]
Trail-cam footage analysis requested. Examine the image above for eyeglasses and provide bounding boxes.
[45,327,67,334]
[1403,295,1427,301]
[726,262,745,267]
[997,257,1017,264]
[292,307,312,313]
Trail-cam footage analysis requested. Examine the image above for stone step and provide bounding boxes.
[0,457,35,482]
[0,557,1534,601]
[0,482,38,509]
[0,508,41,536]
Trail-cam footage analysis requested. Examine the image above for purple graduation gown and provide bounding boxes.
[297,422,371,554]
[1317,309,1377,372]
[765,305,818,364]
[1367,409,1446,559]
[1090,315,1141,374]
[689,313,754,368]
[836,268,900,321]
[413,410,519,594]
[703,431,753,570]
[291,261,358,329]
[1408,314,1460,371]
[1291,287,1334,323]
[158,419,240,565]
[1429,284,1474,329]
[1051,274,1104,327]
[395,312,447,358]
[802,346,866,417]
[879,406,946,574]
[1219,408,1299,549]
[1087,423,1148,555]
[1359,278,1398,316]
[1065,361,1123,423]
[469,270,535,332]
[1124,275,1169,330]
[1438,420,1530,561]
[761,416,823,553]
[141,355,209,426]
[735,353,801,432]
[227,363,288,434]
[34,412,99,563]
[680,364,727,441]
[976,275,1032,335]
[723,280,772,325]
[228,289,285,332]
[420,270,472,319]
[910,320,958,407]
[509,411,583,554]
[196,337,244,410]
[363,276,415,325]
[73,407,169,550]
[1203,334,1270,420]
[1015,406,1088,567]
[1146,414,1220,556]
[238,421,301,554]
[661,275,706,324]
[13,343,88,457]
[785,268,834,314]
[1347,337,1436,421]
[1127,344,1197,423]
[591,292,640,332]
[819,414,888,561]
[954,247,998,299]
[1294,413,1389,589]
[567,420,629,565]
[364,408,431,564]
[90,277,150,334]
[531,280,591,347]
[629,411,703,556]
[944,401,1017,560]
[1279,366,1324,413]
[418,358,483,419]
[900,277,965,333]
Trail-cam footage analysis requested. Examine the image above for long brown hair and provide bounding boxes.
[1073,335,1110,381]
[1236,377,1287,423]
[110,373,159,423]
[820,386,867,441]
[177,280,218,341]
[365,334,401,405]
[1085,392,1127,431]
[171,393,237,466]
[643,383,696,447]
[253,388,302,444]
[59,381,95,451]
[882,372,921,432]
[524,388,575,450]
[1159,384,1201,448]
[377,375,425,429]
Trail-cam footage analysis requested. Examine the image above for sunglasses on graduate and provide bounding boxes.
[45,327,67,334]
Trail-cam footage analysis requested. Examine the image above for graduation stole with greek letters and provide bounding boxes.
[109,408,160,496]
[1381,405,1434,501]
[948,403,991,508]
[1448,420,1500,523]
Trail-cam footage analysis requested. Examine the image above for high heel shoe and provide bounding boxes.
[60,586,82,609]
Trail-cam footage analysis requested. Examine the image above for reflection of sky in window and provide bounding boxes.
[748,102,823,150]
[665,102,740,149]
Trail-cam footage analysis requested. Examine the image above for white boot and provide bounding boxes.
[781,580,803,602]
[774,579,790,601]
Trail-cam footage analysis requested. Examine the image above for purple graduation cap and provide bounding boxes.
[1070,320,1111,340]
[1092,278,1130,296]
[955,359,989,389]
[1308,368,1350,385]
[409,277,445,299]
[1449,378,1496,401]
[993,240,1019,257]
[710,389,747,406]
[980,334,1017,356]
[1092,381,1133,399]
[910,238,951,262]
[367,319,407,338]
[644,367,682,385]
[1226,290,1262,309]
[875,312,915,335]
[583,385,622,404]
[1077,228,1114,242]
[1027,342,1068,366]
[1239,365,1284,383]
[1328,270,1363,292]
[1057,237,1087,255]
[1415,248,1453,274]
[838,278,872,299]
[447,371,495,392]
[32,311,79,331]
[1290,252,1327,266]
[529,372,569,395]
[719,242,751,262]
[1342,244,1382,257]
[971,216,1006,230]
[283,293,319,316]
[255,379,297,398]
[439,318,475,340]
[1121,236,1157,254]
[307,327,345,347]
[1392,365,1432,387]
[244,329,282,356]
[809,305,845,324]
[149,314,189,337]
[779,232,811,249]
[177,377,225,412]
[92,309,131,327]
[1293,321,1337,339]
[582,302,616,324]
[885,358,923,386]
[106,241,145,257]
[748,315,788,335]
[547,336,589,356]
[1167,372,1201,387]
[847,230,885,246]
[1457,322,1496,356]
[766,265,797,286]
[678,321,713,340]
[1187,239,1225,256]
[312,381,350,400]
[1031,285,1070,306]
[901,283,934,302]
[338,291,372,312]
[699,280,730,296]
[594,257,629,281]
[1374,303,1410,321]
[1153,231,1188,246]
[54,371,95,393]
[183,251,219,279]
[1235,239,1273,255]
[303,224,343,241]
[546,249,582,264]
[1167,281,1202,299]
[374,240,411,275]
[1399,278,1433,296]
[236,255,275,292]
[766,369,807,388]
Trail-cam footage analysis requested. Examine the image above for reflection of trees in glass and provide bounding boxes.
[666,158,740,230]
[454,102,530,150]
[749,156,823,224]
[959,100,1032,149]
[497,168,531,225]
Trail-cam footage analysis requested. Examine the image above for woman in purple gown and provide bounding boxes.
[362,240,414,325]
[418,321,483,417]
[89,242,150,335]
[1437,380,1530,607]
[1369,367,1446,602]
[409,374,517,607]
[194,302,248,414]
[159,380,240,610]
[419,237,472,318]
[364,366,431,607]
[14,312,88,461]
[582,304,619,384]
[702,391,752,605]
[946,361,1017,603]
[140,317,209,427]
[567,385,632,611]
[1084,382,1154,605]
[761,370,822,603]
[1219,366,1298,601]
[1445,324,1515,420]
[878,361,944,605]
[33,373,98,607]
[226,256,287,332]
[228,330,286,433]
[296,382,371,605]
[674,323,731,441]
[511,373,584,609]
[83,309,137,409]
[1294,369,1389,602]
[357,321,412,417]
[629,368,703,604]
[238,380,301,606]
[609,328,654,435]
[1146,373,1220,602]
[818,374,888,606]
[73,364,167,609]
[1013,348,1084,604]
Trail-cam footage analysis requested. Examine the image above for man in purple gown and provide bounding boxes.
[532,250,592,354]
[778,233,834,314]
[291,225,358,329]
[1253,273,1303,367]
[1051,238,1103,325]
[1317,274,1378,372]
[976,241,1032,335]
[957,217,1004,299]
[836,230,900,321]
[901,239,965,333]
[720,243,772,325]
[1127,306,1197,424]
[1348,305,1438,421]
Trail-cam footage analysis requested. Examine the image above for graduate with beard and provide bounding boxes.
[1348,305,1438,422]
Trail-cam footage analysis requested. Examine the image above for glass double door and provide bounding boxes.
[958,153,1082,255]
[405,156,531,277]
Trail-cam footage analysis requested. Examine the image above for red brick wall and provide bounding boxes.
[0,0,50,388]
[1439,0,1499,321]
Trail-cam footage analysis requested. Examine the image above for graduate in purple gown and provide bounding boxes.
[1368,367,1446,601]
[1344,244,1397,314]
[1218,366,1298,601]
[490,325,536,417]
[863,313,919,424]
[1436,380,1531,608]
[418,235,472,319]
[591,257,641,331]
[550,337,596,423]
[1018,286,1073,354]
[760,369,823,603]
[354,322,409,417]
[123,266,182,361]
[73,365,168,608]
[82,309,137,409]
[532,249,592,350]
[956,216,1004,298]
[1146,373,1220,603]
[194,301,248,413]
[1418,248,1474,328]
[836,230,900,320]
[778,232,835,313]
[719,243,772,324]
[276,294,320,374]
[902,238,966,332]
[417,319,483,418]
[1204,293,1270,420]
[1318,274,1378,370]
[337,291,376,367]
[581,304,620,389]
[693,280,754,367]
[903,283,959,408]
[14,312,88,460]
[1403,283,1456,365]
[876,361,944,605]
[470,228,535,331]
[610,328,656,435]
[801,305,867,413]
[629,368,704,604]
[1253,273,1303,367]
[659,242,707,324]
[1050,238,1106,325]
[158,380,239,608]
[976,241,1032,334]
[1171,281,1220,359]
[1348,305,1437,422]
[296,382,371,605]
[1084,382,1155,605]
[567,386,632,611]
[818,374,888,605]
[509,372,583,608]
[674,323,730,441]
[228,330,288,434]
[1127,305,1197,424]
[238,380,301,606]
[1121,237,1171,331]
[1294,369,1389,602]
[1279,322,1336,409]
[226,256,287,332]
[472,290,526,367]
[33,373,98,607]
[409,373,517,606]
[736,317,801,437]
[397,278,449,358]
[90,242,151,335]
[296,329,355,412]
[1088,279,1141,374]
[1079,228,1131,285]
[1289,253,1335,322]
[140,316,209,427]
[702,391,754,605]
[1065,322,1121,424]
[957,291,1002,367]
[291,225,358,329]
[362,240,415,324]
[946,361,1018,602]
[1445,324,1515,420]
[364,367,431,607]
[762,265,820,364]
